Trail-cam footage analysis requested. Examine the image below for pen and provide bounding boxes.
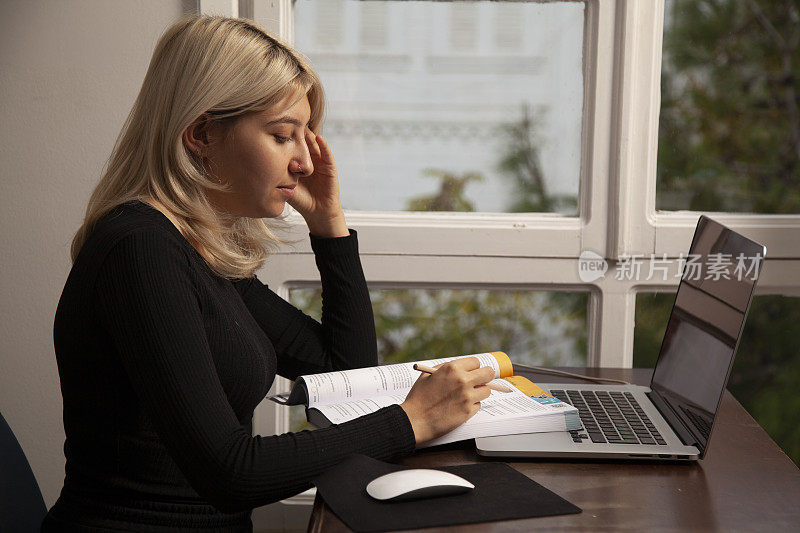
[413,364,512,393]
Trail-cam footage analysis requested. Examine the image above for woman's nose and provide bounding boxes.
[293,139,314,177]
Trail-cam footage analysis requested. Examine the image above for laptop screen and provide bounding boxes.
[650,216,765,455]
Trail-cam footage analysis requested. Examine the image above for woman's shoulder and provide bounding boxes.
[77,200,198,270]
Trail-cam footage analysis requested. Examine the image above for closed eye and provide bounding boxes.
[273,135,292,144]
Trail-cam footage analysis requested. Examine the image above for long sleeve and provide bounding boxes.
[94,230,415,513]
[232,229,378,380]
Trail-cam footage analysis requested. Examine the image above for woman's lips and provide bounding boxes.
[277,185,295,198]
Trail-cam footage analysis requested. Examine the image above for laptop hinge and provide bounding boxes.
[647,390,702,452]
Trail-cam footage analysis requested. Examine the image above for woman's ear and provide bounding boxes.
[182,114,213,157]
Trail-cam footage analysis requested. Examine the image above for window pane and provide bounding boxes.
[634,293,800,467]
[294,1,585,214]
[287,288,588,431]
[657,0,800,213]
[292,288,588,364]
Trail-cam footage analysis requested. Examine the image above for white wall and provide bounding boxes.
[0,2,308,528]
[0,0,185,506]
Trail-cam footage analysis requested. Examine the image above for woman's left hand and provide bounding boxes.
[287,129,349,238]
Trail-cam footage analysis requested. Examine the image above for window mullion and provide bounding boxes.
[580,0,616,258]
[608,0,664,259]
[199,0,239,17]
[596,285,636,367]
[253,0,294,43]
[591,0,663,368]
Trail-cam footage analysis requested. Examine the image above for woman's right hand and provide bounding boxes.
[399,357,496,445]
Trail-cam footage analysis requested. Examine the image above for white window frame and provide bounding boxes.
[205,0,800,506]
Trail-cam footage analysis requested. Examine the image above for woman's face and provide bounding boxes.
[204,90,314,219]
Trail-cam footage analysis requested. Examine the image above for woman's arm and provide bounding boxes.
[95,231,413,512]
[232,229,378,380]
[233,129,377,378]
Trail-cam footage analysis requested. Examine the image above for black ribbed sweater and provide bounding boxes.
[42,200,415,531]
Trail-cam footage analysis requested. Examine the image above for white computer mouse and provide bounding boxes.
[365,468,474,502]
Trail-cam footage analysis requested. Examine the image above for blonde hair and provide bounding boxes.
[70,15,325,279]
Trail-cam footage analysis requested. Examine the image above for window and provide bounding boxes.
[288,286,589,432]
[657,0,800,214]
[221,0,800,469]
[635,293,800,465]
[314,0,345,49]
[641,0,800,467]
[290,287,589,366]
[293,0,584,214]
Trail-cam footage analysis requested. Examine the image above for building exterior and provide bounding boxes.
[294,0,584,213]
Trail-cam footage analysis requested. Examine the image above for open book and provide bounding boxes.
[269,351,580,447]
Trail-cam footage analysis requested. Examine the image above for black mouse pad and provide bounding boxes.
[313,454,581,532]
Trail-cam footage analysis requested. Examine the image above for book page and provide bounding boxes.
[424,378,579,446]
[312,394,408,424]
[301,352,509,407]
[311,377,569,427]
[461,380,556,421]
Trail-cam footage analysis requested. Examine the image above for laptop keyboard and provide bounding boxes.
[550,389,667,445]
[680,406,712,441]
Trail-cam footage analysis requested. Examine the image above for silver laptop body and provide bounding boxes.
[476,216,766,461]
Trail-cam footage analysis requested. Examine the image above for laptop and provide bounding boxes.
[476,216,766,461]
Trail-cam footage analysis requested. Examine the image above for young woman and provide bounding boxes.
[42,15,494,531]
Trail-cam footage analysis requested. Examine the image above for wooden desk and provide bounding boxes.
[308,367,800,532]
